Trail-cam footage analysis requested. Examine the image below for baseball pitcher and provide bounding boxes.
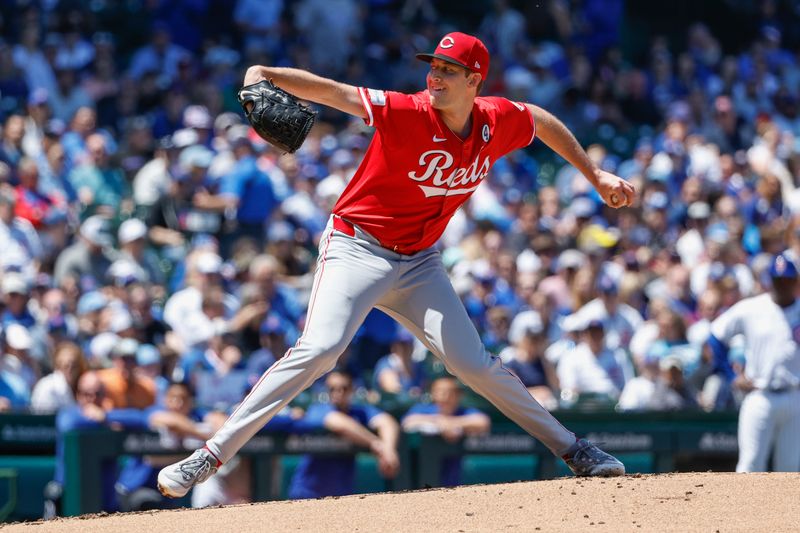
[158,32,635,498]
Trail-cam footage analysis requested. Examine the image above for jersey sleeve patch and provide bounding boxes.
[367,89,386,106]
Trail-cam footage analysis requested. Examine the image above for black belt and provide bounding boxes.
[332,216,418,255]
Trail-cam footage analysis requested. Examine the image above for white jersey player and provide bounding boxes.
[709,252,800,472]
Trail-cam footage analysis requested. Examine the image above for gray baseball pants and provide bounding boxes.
[206,216,576,463]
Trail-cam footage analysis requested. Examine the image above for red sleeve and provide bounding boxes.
[487,97,536,153]
[357,88,420,130]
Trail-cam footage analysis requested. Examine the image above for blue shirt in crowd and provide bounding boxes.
[402,404,485,487]
[220,155,277,225]
[288,403,384,499]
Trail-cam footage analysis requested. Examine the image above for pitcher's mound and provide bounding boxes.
[6,472,800,532]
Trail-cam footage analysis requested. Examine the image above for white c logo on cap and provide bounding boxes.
[439,36,455,49]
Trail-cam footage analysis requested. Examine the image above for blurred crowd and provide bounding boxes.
[1,0,800,512]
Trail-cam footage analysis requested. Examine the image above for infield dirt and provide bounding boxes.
[2,472,798,532]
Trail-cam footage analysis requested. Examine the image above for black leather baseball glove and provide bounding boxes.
[237,79,316,154]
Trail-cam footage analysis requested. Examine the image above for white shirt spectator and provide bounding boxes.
[30,371,75,413]
[690,261,754,298]
[617,376,657,411]
[568,298,643,351]
[133,157,172,207]
[557,343,628,398]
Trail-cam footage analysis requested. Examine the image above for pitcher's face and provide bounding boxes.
[427,59,478,110]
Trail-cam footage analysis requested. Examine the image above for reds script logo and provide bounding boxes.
[408,150,491,198]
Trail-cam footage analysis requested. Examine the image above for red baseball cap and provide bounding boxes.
[416,32,490,80]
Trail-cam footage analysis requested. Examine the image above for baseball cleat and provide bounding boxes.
[157,448,219,498]
[562,438,625,477]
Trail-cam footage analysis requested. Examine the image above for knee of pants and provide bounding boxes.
[445,352,495,387]
[294,335,350,370]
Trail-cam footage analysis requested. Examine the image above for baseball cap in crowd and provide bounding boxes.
[646,153,673,182]
[555,249,586,272]
[259,314,286,336]
[77,291,108,315]
[108,260,141,287]
[111,338,140,359]
[508,310,544,344]
[43,119,66,138]
[2,273,28,296]
[687,201,711,220]
[80,216,113,247]
[195,252,223,274]
[171,128,199,149]
[136,343,161,366]
[596,274,619,294]
[569,196,596,219]
[118,218,147,245]
[5,324,32,350]
[705,223,730,245]
[183,105,212,129]
[515,249,542,274]
[416,32,490,80]
[190,233,219,251]
[645,191,669,211]
[214,112,242,133]
[227,125,252,149]
[89,332,118,361]
[708,261,734,282]
[470,260,496,284]
[109,308,134,333]
[769,252,799,279]
[28,88,49,107]
[180,145,214,170]
[267,220,294,243]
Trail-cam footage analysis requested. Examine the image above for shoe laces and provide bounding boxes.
[178,454,212,482]
[570,440,611,465]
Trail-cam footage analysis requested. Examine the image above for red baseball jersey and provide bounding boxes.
[332,88,536,254]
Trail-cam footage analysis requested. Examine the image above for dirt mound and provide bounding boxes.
[4,472,799,533]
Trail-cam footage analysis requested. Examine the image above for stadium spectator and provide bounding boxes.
[67,133,128,218]
[49,371,150,515]
[288,369,400,499]
[53,215,116,287]
[556,319,630,404]
[96,338,156,409]
[500,313,559,411]
[372,327,427,398]
[116,218,164,285]
[402,376,490,486]
[30,341,86,413]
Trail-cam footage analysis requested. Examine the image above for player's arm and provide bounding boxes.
[243,66,367,119]
[441,412,491,436]
[369,412,401,478]
[400,413,441,431]
[322,410,382,449]
[707,302,746,382]
[148,411,213,440]
[369,412,400,450]
[525,104,635,208]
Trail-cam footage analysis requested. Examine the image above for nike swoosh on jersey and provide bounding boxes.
[433,135,447,142]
